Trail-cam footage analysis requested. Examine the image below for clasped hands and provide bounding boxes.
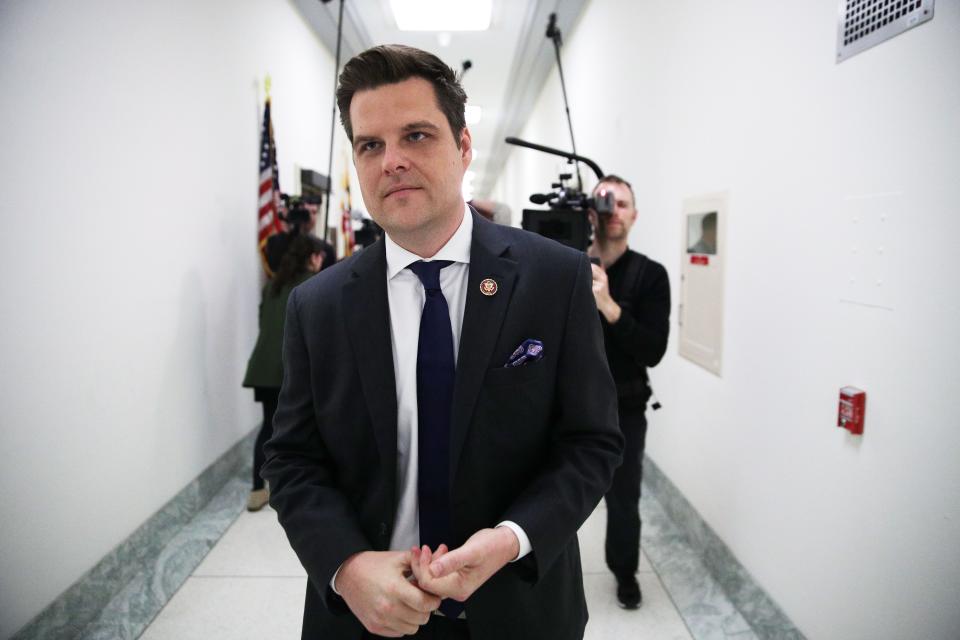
[335,527,519,637]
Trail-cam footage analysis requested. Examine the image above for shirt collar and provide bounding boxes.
[384,202,473,280]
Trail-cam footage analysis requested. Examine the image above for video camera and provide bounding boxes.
[286,193,323,229]
[506,137,612,252]
[523,172,613,252]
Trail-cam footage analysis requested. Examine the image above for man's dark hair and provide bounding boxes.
[287,205,312,226]
[594,174,636,208]
[336,44,467,147]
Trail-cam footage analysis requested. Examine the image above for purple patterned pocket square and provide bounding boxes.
[504,339,544,368]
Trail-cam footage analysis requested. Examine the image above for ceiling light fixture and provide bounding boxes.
[390,0,492,31]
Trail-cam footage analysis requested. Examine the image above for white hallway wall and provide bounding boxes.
[0,0,341,636]
[493,1,960,639]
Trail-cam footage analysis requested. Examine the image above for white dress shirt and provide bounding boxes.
[331,204,530,593]
[385,204,530,558]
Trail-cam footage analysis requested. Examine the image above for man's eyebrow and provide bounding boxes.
[353,134,380,146]
[402,121,440,132]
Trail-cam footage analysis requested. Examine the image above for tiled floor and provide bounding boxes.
[139,502,694,639]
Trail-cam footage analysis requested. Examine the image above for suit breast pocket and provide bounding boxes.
[483,361,546,387]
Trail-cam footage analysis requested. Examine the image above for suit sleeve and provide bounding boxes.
[260,286,370,612]
[607,261,671,367]
[501,252,624,582]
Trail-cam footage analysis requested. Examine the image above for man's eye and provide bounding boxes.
[407,131,427,142]
[358,141,380,153]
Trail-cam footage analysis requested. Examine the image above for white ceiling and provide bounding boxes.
[292,0,588,198]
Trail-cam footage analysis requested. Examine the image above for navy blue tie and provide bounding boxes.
[407,260,463,618]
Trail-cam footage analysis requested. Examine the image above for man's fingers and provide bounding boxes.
[396,574,442,613]
[340,550,439,638]
[416,546,432,582]
[391,599,433,626]
[400,548,442,610]
[374,620,419,638]
[410,547,433,581]
[430,547,469,578]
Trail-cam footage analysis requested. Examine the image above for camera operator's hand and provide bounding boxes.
[591,263,622,324]
[587,209,603,253]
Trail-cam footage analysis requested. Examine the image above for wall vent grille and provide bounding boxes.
[837,0,934,62]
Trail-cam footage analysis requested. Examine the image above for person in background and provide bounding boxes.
[299,197,339,268]
[588,175,671,609]
[267,195,336,274]
[688,211,717,254]
[242,234,328,511]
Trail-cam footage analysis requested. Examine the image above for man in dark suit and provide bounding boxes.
[262,44,622,640]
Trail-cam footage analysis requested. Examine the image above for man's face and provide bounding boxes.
[303,203,319,233]
[594,181,637,241]
[349,77,471,238]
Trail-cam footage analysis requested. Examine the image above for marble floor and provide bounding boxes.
[136,497,713,639]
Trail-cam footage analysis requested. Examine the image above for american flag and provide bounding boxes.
[257,99,282,273]
[340,164,355,257]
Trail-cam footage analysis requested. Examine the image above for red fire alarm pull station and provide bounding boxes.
[838,387,866,435]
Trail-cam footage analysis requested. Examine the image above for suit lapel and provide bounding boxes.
[342,240,398,508]
[450,212,517,478]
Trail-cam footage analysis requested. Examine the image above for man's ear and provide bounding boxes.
[459,127,473,167]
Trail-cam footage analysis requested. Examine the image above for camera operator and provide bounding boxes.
[266,195,335,274]
[588,174,670,609]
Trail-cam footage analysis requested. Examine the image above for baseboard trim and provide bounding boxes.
[11,428,257,640]
[643,456,806,639]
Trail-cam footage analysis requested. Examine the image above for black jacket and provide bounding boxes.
[600,249,671,408]
[262,210,623,640]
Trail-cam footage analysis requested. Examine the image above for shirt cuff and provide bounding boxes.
[330,565,343,595]
[496,521,532,561]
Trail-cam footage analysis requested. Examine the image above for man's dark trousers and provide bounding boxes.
[604,403,648,578]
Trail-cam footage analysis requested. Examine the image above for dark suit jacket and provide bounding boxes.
[262,210,623,640]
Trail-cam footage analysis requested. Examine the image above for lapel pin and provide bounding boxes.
[480,278,498,296]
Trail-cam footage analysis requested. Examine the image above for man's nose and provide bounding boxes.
[381,143,408,175]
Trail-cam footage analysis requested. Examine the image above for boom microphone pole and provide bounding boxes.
[322,0,344,242]
[504,136,604,181]
[457,60,472,83]
[545,12,583,191]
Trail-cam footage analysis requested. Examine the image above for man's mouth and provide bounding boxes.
[384,186,420,198]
